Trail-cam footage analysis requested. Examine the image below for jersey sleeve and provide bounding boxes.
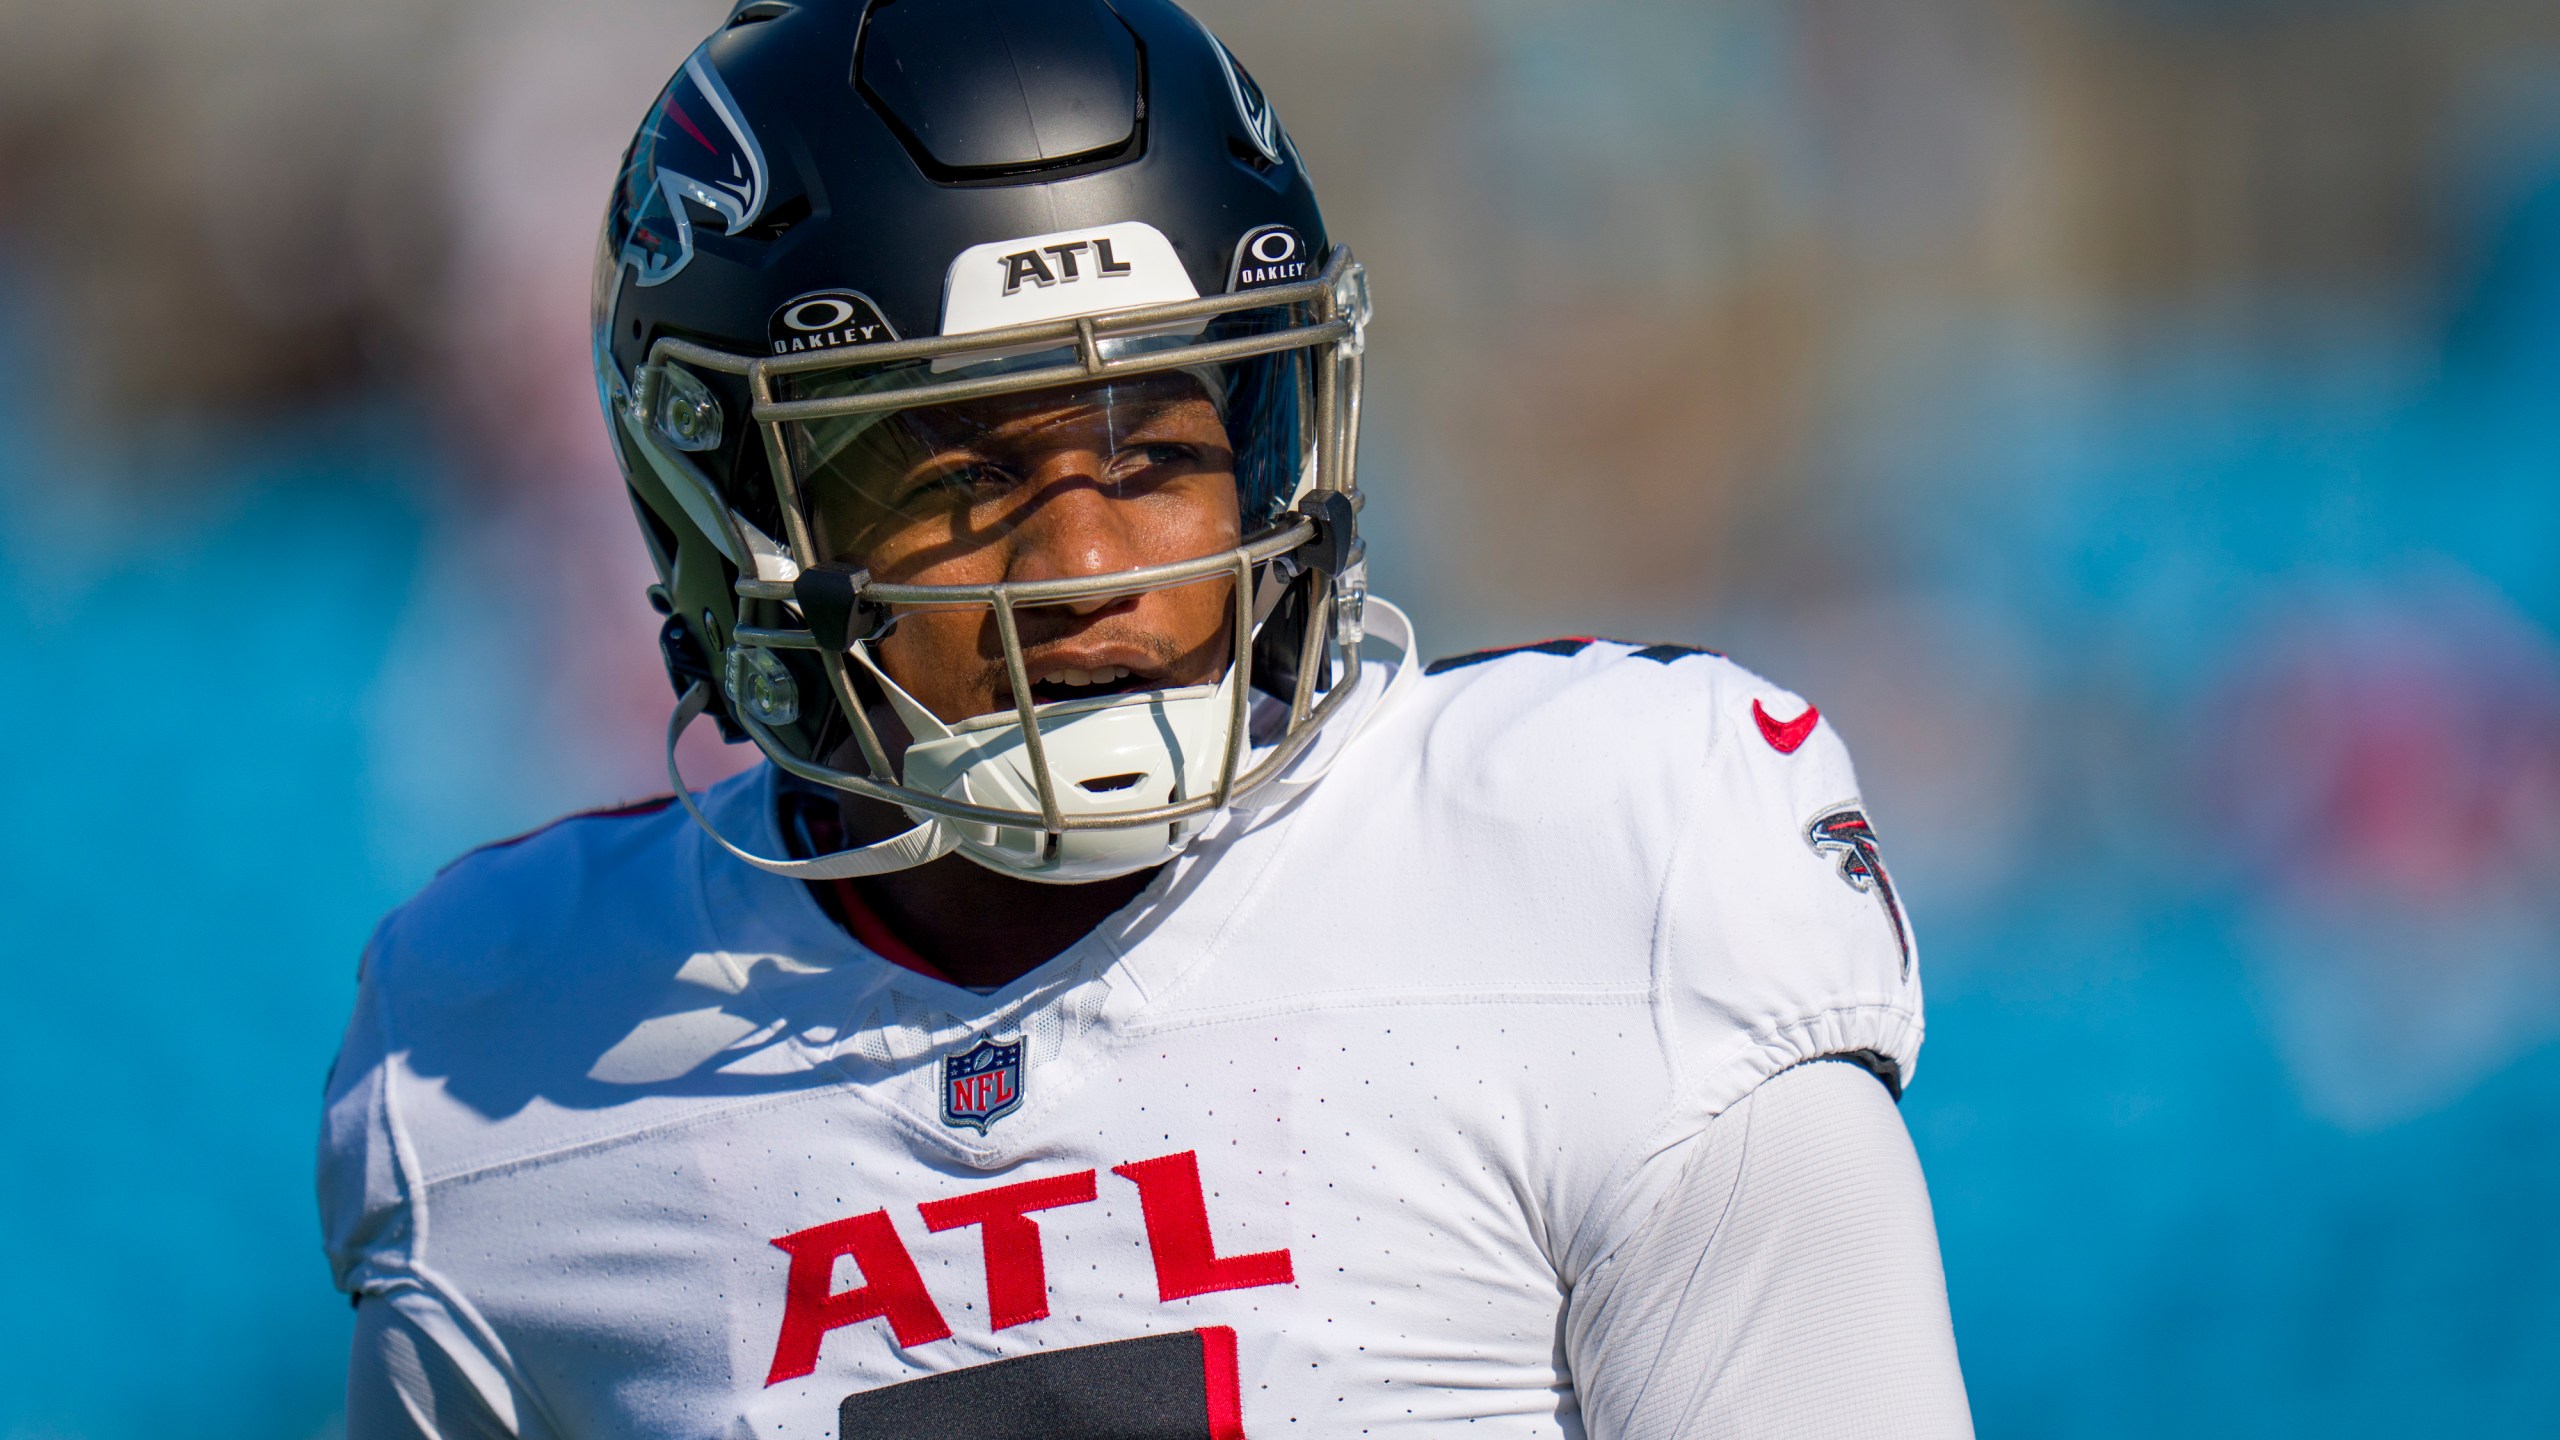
[1400,645,1929,1288]
[1652,665,1924,1118]
[1536,654,1927,1288]
[319,917,548,1440]
[1562,1060,1972,1439]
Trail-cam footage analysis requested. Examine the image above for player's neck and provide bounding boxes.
[826,792,1159,990]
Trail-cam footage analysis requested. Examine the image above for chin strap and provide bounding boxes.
[665,681,960,880]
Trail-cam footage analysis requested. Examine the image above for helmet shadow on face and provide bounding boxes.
[804,377,1238,565]
[866,446,1244,586]
[810,379,1246,724]
[874,566,1242,726]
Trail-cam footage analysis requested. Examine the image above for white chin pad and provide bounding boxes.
[851,644,1239,883]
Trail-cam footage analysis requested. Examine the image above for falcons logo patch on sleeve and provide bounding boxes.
[1805,802,1913,979]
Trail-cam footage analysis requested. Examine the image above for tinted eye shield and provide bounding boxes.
[786,363,1243,562]
[615,248,1374,838]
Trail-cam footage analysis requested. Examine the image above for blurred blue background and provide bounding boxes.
[4,1,2557,1435]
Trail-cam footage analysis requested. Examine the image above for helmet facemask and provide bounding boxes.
[606,248,1375,882]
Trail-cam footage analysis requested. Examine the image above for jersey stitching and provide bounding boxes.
[1123,985,1654,1036]
[1090,771,1341,1026]
[1659,1079,1759,1423]
[443,806,998,1173]
[1555,999,1920,1293]
[373,917,431,1270]
[1578,1077,1762,1428]
[1684,1002,1924,1127]
[1554,660,1723,1281]
[678,768,1179,1166]
[415,1078,888,1190]
[397,1258,569,1439]
[390,778,969,1186]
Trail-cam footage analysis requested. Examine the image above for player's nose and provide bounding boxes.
[1006,454,1142,616]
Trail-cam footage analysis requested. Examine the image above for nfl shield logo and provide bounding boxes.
[942,1036,1025,1134]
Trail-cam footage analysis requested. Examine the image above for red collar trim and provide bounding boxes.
[827,877,947,981]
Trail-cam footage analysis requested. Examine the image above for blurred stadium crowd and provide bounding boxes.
[3,1,2557,1436]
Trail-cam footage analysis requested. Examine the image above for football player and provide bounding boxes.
[320,1,1972,1435]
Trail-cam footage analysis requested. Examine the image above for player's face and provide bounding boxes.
[804,374,1242,726]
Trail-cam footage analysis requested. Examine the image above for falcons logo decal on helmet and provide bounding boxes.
[607,49,770,288]
[1200,26,1281,165]
[1806,802,1912,978]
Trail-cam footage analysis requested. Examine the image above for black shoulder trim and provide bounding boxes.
[436,795,679,876]
[1423,636,1727,676]
[1630,642,1724,665]
[1423,637,1595,675]
[1786,1049,1905,1102]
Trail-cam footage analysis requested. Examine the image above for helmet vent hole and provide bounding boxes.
[728,2,792,26]
[1078,772,1148,794]
[1227,135,1278,175]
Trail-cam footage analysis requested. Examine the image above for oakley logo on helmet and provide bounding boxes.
[941,221,1199,339]
[606,49,771,289]
[1805,802,1913,978]
[766,290,900,356]
[1229,225,1310,291]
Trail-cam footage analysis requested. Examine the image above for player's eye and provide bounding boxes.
[1104,442,1207,485]
[898,458,1014,509]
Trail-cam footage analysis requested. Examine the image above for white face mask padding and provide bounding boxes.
[851,645,1240,884]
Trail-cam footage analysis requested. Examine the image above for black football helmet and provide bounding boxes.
[593,0,1385,882]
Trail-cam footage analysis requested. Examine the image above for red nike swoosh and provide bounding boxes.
[1753,698,1820,754]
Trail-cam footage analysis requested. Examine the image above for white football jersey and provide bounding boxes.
[319,639,1928,1439]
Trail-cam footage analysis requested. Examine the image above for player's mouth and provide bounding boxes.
[1008,662,1168,708]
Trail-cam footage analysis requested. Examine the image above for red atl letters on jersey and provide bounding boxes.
[765,1150,1293,1384]
[919,1169,1100,1329]
[766,1210,954,1383]
[1113,1151,1295,1302]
